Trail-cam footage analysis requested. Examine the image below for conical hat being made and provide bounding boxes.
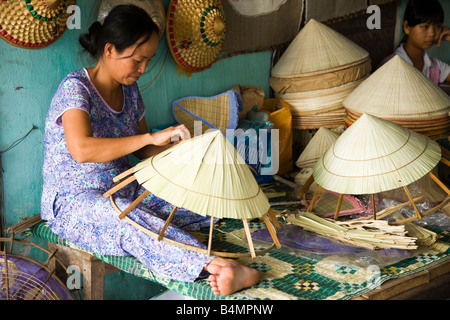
[271,19,369,78]
[133,129,270,219]
[296,127,340,168]
[166,0,226,75]
[172,89,243,135]
[0,0,76,49]
[313,113,441,195]
[343,55,450,119]
[97,0,166,39]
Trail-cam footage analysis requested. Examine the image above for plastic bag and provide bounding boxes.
[260,99,293,175]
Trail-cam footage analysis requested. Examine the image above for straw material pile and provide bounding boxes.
[343,55,450,139]
[133,129,270,219]
[287,212,418,250]
[270,19,371,129]
[313,113,442,195]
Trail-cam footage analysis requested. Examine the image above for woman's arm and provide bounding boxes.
[61,108,189,163]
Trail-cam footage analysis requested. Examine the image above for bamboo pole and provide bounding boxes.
[262,214,281,249]
[371,194,376,220]
[298,174,314,198]
[118,190,150,219]
[403,186,422,220]
[428,171,450,195]
[267,208,281,230]
[307,185,323,212]
[157,206,178,241]
[242,219,256,259]
[112,166,135,183]
[103,175,136,197]
[207,216,214,256]
[333,193,344,220]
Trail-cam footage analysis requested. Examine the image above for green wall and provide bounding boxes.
[0,0,271,299]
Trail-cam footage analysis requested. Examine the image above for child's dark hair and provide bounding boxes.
[403,0,444,27]
[79,5,158,60]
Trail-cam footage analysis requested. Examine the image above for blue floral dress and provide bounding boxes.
[41,69,214,282]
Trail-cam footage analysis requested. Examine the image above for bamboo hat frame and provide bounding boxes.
[165,0,226,75]
[104,130,281,259]
[298,114,450,224]
[0,0,76,49]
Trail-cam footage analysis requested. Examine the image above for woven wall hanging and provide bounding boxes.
[0,0,76,49]
[165,0,226,76]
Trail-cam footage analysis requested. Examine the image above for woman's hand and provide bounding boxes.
[436,25,450,47]
[149,124,191,146]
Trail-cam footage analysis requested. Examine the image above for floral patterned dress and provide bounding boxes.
[41,69,214,282]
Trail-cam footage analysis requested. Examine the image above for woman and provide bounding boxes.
[41,4,259,296]
[381,0,450,84]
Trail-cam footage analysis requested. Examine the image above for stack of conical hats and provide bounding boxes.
[313,113,442,195]
[270,19,371,129]
[343,55,450,139]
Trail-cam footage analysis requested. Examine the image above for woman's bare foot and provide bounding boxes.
[204,257,260,296]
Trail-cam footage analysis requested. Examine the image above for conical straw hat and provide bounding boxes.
[313,113,441,195]
[271,19,369,78]
[166,0,226,74]
[343,55,450,119]
[133,129,270,219]
[296,127,340,168]
[0,0,76,49]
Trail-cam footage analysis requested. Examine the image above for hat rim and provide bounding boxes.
[165,0,226,73]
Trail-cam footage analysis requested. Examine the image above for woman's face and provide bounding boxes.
[105,32,159,85]
[404,20,443,49]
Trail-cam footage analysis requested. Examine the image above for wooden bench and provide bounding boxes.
[47,242,119,300]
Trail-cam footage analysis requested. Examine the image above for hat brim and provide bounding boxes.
[0,0,76,49]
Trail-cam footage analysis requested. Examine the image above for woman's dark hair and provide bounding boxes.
[403,0,444,27]
[79,5,159,60]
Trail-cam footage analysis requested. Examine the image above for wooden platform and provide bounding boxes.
[354,258,450,300]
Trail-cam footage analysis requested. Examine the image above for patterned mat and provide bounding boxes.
[29,214,450,300]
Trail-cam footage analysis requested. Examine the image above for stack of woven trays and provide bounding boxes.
[343,55,450,139]
[270,19,371,130]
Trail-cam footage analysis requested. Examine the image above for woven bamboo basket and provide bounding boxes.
[104,130,281,259]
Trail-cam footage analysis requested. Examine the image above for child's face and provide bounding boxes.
[403,20,443,49]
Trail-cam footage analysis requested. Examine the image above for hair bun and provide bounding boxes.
[79,21,103,59]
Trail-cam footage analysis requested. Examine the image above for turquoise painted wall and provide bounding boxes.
[398,0,450,63]
[0,0,271,299]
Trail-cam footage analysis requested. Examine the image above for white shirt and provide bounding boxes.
[393,44,450,84]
